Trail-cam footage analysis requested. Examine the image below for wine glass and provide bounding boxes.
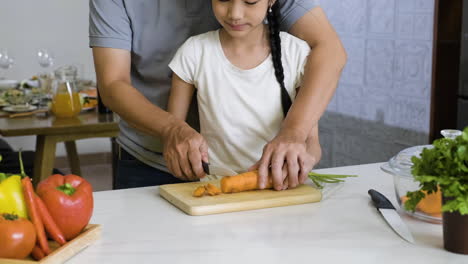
[37,49,54,68]
[0,49,14,80]
[37,49,55,100]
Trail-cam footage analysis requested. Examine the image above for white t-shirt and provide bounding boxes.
[169,29,310,173]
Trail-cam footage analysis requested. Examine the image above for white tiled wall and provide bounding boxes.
[317,0,434,168]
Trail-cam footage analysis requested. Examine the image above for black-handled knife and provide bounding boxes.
[202,161,210,175]
[368,189,396,209]
[368,189,415,243]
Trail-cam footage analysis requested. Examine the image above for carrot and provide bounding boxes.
[401,188,442,218]
[205,183,221,196]
[193,186,206,197]
[35,195,67,245]
[221,170,272,193]
[31,244,45,261]
[21,177,50,255]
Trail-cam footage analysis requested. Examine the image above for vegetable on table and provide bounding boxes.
[193,186,206,197]
[22,177,50,255]
[193,170,357,196]
[205,183,221,196]
[221,170,272,193]
[192,183,222,198]
[36,174,94,240]
[0,152,29,219]
[401,189,442,217]
[405,127,468,215]
[220,170,357,193]
[307,171,358,189]
[0,175,29,219]
[35,195,67,245]
[31,244,45,261]
[0,213,37,259]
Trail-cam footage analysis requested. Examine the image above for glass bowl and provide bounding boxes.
[381,145,442,224]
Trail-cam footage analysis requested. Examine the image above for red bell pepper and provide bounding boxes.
[36,174,93,240]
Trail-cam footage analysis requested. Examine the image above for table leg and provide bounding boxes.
[33,135,57,186]
[65,141,81,176]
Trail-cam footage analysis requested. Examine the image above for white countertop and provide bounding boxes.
[68,163,467,264]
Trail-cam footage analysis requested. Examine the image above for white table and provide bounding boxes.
[68,163,467,264]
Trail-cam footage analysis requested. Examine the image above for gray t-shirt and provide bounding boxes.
[89,0,320,172]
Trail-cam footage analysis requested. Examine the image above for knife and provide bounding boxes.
[202,161,237,180]
[368,189,415,243]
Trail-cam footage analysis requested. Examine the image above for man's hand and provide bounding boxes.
[161,121,208,181]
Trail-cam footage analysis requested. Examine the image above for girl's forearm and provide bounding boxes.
[305,125,322,161]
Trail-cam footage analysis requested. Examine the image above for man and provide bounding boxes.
[89,0,346,189]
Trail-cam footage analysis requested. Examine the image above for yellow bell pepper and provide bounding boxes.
[0,174,29,219]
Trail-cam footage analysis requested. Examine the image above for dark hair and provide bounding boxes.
[267,2,292,117]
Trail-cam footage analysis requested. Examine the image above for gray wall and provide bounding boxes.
[317,0,435,168]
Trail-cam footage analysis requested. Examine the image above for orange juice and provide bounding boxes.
[51,92,82,118]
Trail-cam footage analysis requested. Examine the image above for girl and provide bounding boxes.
[168,0,313,189]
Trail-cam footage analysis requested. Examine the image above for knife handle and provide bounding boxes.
[368,189,395,209]
[202,161,210,175]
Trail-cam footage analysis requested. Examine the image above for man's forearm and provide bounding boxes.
[280,41,346,141]
[280,7,347,141]
[99,80,182,138]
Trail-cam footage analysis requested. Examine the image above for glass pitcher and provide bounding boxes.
[51,65,81,117]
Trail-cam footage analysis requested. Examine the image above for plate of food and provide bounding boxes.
[80,95,98,111]
[3,89,31,105]
[2,104,37,113]
[79,87,97,98]
[0,97,9,107]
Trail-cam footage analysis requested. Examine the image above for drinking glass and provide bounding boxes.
[36,49,55,100]
[37,49,54,68]
[0,49,14,79]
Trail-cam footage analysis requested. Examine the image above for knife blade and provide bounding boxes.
[368,189,415,243]
[202,161,237,180]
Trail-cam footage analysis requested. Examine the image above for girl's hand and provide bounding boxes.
[249,132,317,191]
[162,121,209,181]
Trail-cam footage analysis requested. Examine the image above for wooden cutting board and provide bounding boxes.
[159,180,322,216]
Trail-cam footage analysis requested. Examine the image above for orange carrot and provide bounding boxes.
[193,186,206,197]
[401,188,442,218]
[221,170,272,193]
[21,177,50,255]
[35,195,67,245]
[31,244,45,260]
[205,183,221,196]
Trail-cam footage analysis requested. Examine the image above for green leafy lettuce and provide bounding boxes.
[405,127,468,215]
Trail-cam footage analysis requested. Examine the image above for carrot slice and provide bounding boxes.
[21,177,50,255]
[193,186,206,197]
[205,183,221,196]
[35,195,67,245]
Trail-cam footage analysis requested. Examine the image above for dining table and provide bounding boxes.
[66,162,467,264]
[0,109,119,185]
